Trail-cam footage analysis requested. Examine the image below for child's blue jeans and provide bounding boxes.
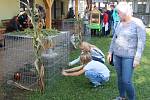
[85,70,109,86]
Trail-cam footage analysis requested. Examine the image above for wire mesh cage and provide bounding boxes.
[62,19,91,42]
[43,31,70,82]
[0,31,70,100]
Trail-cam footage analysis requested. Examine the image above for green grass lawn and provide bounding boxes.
[26,29,150,100]
[0,29,145,100]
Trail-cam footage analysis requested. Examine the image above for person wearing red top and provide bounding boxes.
[102,9,109,36]
[103,12,109,25]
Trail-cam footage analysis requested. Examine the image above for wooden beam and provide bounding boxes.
[75,0,78,19]
[46,8,51,29]
[43,0,56,29]
[64,0,69,18]
[43,0,52,29]
[43,0,50,8]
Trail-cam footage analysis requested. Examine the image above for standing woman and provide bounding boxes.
[107,2,146,100]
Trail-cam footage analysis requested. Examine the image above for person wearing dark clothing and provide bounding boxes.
[106,10,112,35]
[6,16,21,32]
[18,13,29,29]
[36,4,46,28]
[67,7,75,19]
[102,9,109,36]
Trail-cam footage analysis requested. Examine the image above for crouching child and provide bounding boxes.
[62,52,110,88]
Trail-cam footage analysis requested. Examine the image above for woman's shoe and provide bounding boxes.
[113,97,126,100]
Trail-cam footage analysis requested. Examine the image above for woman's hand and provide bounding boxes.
[107,52,112,64]
[133,58,140,68]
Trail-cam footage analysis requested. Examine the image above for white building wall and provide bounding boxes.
[0,0,19,26]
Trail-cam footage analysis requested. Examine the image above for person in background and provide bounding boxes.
[6,16,22,32]
[106,8,112,36]
[36,4,46,28]
[107,2,146,100]
[102,8,109,36]
[110,4,120,36]
[84,6,90,20]
[62,52,110,88]
[18,12,29,29]
[66,7,75,19]
[83,7,90,34]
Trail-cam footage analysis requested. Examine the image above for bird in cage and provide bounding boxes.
[14,72,21,81]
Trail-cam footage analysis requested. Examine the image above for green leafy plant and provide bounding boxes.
[9,28,58,36]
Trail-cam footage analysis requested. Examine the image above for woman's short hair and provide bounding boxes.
[116,2,133,16]
[80,52,91,65]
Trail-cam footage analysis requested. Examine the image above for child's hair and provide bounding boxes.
[79,41,96,52]
[80,52,91,65]
[79,41,91,52]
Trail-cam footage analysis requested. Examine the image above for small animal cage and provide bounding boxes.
[62,19,91,44]
[0,31,70,99]
[90,9,100,24]
[88,8,101,36]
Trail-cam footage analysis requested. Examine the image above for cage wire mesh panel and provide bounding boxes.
[62,19,91,42]
[43,32,70,82]
[0,34,35,100]
[0,31,70,100]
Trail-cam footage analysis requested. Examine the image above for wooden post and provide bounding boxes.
[75,0,78,19]
[44,0,52,29]
[65,0,69,18]
[46,7,51,29]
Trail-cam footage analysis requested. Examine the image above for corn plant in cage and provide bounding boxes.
[20,0,58,92]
